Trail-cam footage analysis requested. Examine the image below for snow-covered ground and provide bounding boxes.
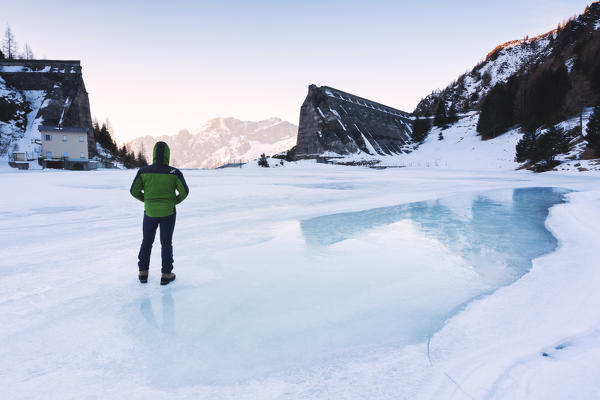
[1,163,599,399]
[333,112,520,170]
[335,110,600,175]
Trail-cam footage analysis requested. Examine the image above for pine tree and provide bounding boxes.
[551,126,570,159]
[138,143,148,166]
[115,145,138,169]
[562,75,593,132]
[478,76,520,139]
[517,63,570,132]
[23,43,34,60]
[411,117,431,143]
[118,145,127,161]
[96,122,117,155]
[515,132,536,163]
[126,150,136,168]
[136,151,148,167]
[586,105,600,156]
[258,153,269,167]
[447,103,459,124]
[535,126,567,165]
[2,25,17,59]
[515,126,570,165]
[434,101,448,128]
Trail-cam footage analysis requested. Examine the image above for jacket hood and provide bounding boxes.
[152,141,170,165]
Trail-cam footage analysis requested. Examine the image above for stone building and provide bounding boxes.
[292,85,413,159]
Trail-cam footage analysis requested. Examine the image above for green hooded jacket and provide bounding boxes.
[130,141,189,217]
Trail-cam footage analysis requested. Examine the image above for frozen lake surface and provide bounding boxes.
[1,165,599,399]
[128,188,567,387]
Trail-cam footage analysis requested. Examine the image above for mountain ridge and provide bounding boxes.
[414,1,600,119]
[126,116,297,168]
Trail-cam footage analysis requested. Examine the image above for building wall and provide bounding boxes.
[41,131,88,160]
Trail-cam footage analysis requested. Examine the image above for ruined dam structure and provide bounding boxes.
[0,60,94,154]
[292,85,413,159]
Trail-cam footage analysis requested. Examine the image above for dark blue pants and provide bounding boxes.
[138,212,176,273]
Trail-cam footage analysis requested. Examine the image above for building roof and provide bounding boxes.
[38,125,89,133]
[0,60,81,66]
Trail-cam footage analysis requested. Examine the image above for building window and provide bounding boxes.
[46,151,52,158]
[62,135,67,142]
[63,152,69,158]
[44,134,52,141]
[79,136,84,142]
[80,152,86,159]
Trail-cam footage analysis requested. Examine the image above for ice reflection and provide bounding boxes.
[301,187,568,277]
[138,291,176,335]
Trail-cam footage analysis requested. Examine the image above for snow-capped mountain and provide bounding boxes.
[126,117,297,169]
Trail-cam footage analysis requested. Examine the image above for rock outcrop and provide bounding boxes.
[292,85,413,159]
[0,60,94,155]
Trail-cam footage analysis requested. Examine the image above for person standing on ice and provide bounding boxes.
[130,141,189,285]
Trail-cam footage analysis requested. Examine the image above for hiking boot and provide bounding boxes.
[161,272,176,286]
[139,269,149,283]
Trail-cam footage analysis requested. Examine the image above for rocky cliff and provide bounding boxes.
[292,85,413,159]
[0,60,94,156]
[127,117,297,169]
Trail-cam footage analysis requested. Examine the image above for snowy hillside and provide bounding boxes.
[324,108,600,174]
[401,114,521,170]
[416,34,553,116]
[414,2,600,116]
[127,117,297,169]
[333,112,521,170]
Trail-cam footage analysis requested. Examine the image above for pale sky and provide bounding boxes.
[2,0,593,142]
